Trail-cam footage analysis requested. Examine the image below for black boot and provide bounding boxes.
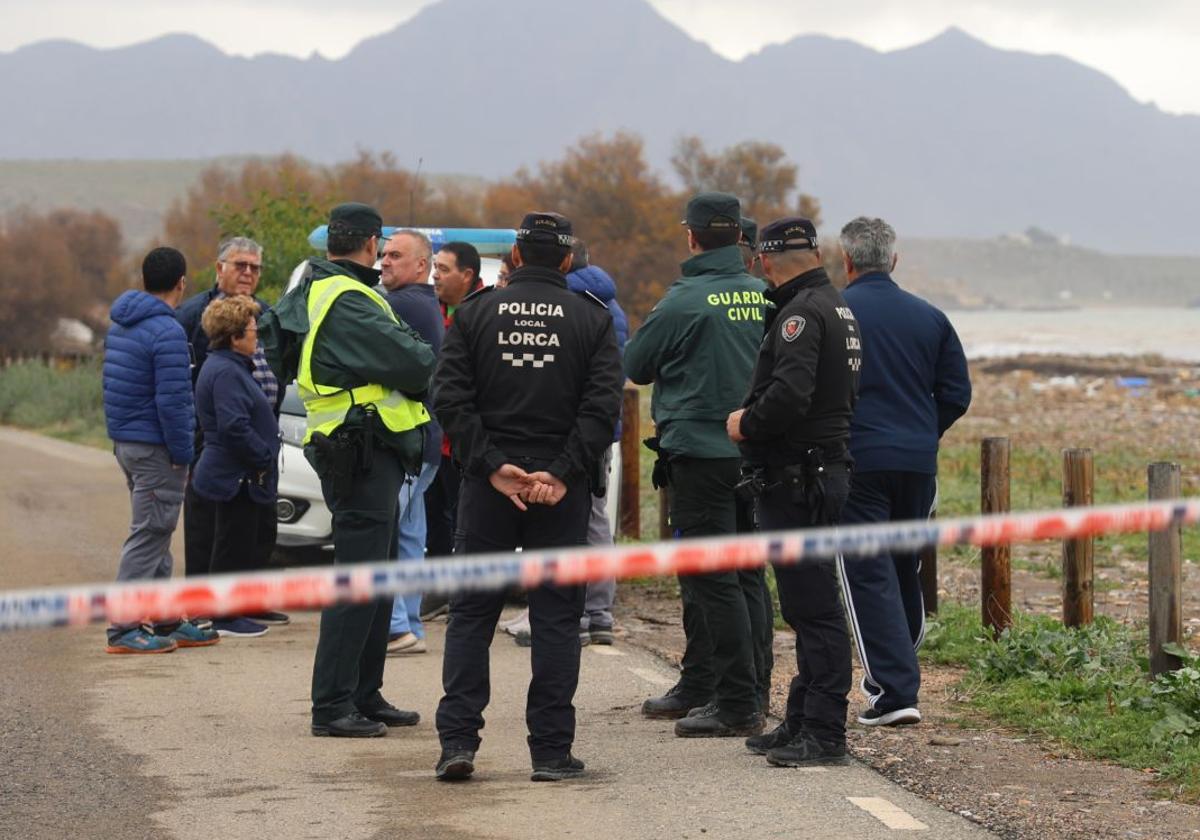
[641,683,710,720]
[745,721,791,755]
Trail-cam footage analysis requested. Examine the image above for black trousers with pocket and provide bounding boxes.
[436,460,590,763]
[757,461,852,745]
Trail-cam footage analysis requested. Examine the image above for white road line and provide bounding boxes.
[588,646,625,657]
[628,667,675,688]
[847,797,929,831]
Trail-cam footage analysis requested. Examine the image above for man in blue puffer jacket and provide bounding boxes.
[102,247,206,654]
[567,239,628,644]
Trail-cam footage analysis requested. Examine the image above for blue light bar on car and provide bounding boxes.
[306,226,517,255]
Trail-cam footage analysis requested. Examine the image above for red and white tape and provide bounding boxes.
[1,498,1195,632]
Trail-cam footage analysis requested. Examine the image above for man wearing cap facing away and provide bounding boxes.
[267,202,436,738]
[624,192,769,738]
[726,217,861,767]
[432,212,622,782]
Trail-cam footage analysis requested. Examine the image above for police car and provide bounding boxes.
[274,227,514,553]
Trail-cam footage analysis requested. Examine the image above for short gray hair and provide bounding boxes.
[217,236,263,261]
[839,217,896,273]
[390,229,432,261]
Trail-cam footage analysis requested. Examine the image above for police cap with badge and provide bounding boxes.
[758,216,818,253]
[327,202,384,237]
[516,211,574,248]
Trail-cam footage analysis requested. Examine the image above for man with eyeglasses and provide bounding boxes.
[176,238,287,624]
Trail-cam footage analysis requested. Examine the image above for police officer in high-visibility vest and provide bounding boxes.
[291,203,437,738]
[432,211,622,782]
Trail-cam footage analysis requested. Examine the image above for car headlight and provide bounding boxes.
[279,413,307,447]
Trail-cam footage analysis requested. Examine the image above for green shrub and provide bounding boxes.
[0,359,106,444]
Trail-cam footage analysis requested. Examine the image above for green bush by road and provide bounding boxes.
[0,359,107,446]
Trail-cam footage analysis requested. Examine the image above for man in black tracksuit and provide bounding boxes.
[432,212,622,783]
[837,216,971,727]
[727,216,861,767]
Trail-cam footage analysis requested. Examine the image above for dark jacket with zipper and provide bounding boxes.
[842,271,971,474]
[738,267,861,465]
[433,264,622,484]
[192,348,280,504]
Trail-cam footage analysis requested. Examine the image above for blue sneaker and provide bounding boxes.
[168,620,220,648]
[106,627,178,655]
[213,617,269,638]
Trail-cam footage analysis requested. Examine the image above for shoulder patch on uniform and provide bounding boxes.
[574,289,608,308]
[781,315,806,342]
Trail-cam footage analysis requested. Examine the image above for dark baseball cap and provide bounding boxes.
[758,216,818,252]
[681,192,741,230]
[516,211,574,247]
[328,202,383,237]
[739,216,758,249]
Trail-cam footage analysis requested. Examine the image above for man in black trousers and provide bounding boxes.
[433,212,622,782]
[728,216,861,767]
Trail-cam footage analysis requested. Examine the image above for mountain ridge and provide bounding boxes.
[3,0,1197,254]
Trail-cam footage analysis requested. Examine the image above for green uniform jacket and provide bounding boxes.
[624,245,767,458]
[273,256,436,470]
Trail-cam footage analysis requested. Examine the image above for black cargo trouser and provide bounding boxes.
[757,461,852,745]
[669,456,760,718]
[310,448,404,726]
[436,459,590,763]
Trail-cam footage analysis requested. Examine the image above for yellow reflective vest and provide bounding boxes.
[296,274,429,444]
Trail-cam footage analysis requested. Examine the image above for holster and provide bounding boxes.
[309,429,361,500]
[773,448,828,525]
[644,436,671,490]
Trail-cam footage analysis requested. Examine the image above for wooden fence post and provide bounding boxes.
[981,437,1011,637]
[1148,462,1184,676]
[618,387,641,540]
[1062,448,1095,627]
[919,511,938,616]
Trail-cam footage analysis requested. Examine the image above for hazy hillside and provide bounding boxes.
[3,0,1200,254]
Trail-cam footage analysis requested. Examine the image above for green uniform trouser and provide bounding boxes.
[310,447,403,725]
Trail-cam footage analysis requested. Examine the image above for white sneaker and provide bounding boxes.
[857,706,921,726]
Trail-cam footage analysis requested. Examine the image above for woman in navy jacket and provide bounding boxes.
[193,296,281,638]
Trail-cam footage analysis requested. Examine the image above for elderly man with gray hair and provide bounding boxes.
[836,216,971,727]
[176,237,286,625]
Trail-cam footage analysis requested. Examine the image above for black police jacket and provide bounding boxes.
[432,264,623,483]
[738,267,861,464]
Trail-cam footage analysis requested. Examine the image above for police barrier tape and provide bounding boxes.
[1,498,1196,633]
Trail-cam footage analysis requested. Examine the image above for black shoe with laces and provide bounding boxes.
[641,683,710,720]
[674,706,764,738]
[311,711,387,738]
[436,747,476,781]
[359,700,420,727]
[745,721,791,755]
[531,754,585,782]
[766,732,850,767]
[686,701,718,718]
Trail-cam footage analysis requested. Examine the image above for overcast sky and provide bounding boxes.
[1,0,1197,114]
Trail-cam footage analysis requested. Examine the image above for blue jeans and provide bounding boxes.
[390,460,439,639]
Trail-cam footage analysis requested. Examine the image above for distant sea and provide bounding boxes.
[945,307,1200,362]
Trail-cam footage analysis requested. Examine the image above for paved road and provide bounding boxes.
[0,428,993,839]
